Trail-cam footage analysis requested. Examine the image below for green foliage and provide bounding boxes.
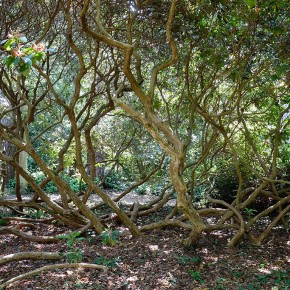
[134,184,150,195]
[232,271,244,278]
[244,0,257,9]
[73,281,86,289]
[62,175,87,192]
[103,172,128,191]
[23,171,86,194]
[188,270,204,283]
[93,256,120,268]
[5,178,16,189]
[212,165,239,203]
[31,172,58,193]
[1,30,46,76]
[260,268,290,287]
[176,255,202,265]
[66,251,83,264]
[0,219,9,226]
[28,209,47,219]
[0,0,289,257]
[100,228,120,247]
[192,185,208,206]
[210,268,290,289]
[57,231,84,263]
[243,208,258,218]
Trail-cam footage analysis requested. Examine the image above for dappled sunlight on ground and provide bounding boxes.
[1,211,289,289]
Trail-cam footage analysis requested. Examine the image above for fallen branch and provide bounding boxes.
[0,263,108,289]
[140,219,193,231]
[14,223,37,230]
[0,251,64,265]
[0,227,59,243]
[3,216,55,224]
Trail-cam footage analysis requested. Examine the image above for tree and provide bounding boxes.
[0,0,289,254]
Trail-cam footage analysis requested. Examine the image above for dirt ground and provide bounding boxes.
[0,206,289,290]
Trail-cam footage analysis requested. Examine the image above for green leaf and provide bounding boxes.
[23,47,34,54]
[0,39,8,45]
[22,57,32,67]
[244,0,257,8]
[0,219,9,226]
[27,53,35,59]
[67,252,75,263]
[14,57,20,66]
[111,230,120,240]
[23,69,30,76]
[18,36,28,43]
[5,56,20,69]
[19,63,30,76]
[19,63,29,71]
[34,52,45,61]
[6,56,16,69]
[3,39,16,51]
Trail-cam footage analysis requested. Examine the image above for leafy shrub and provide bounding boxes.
[93,256,120,268]
[28,209,47,219]
[5,178,16,189]
[188,270,204,283]
[62,175,87,192]
[28,171,58,193]
[103,172,128,190]
[26,171,87,193]
[177,255,202,265]
[44,181,58,193]
[100,228,120,246]
[135,183,150,195]
[57,231,84,263]
[212,165,239,203]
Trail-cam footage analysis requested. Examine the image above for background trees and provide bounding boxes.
[0,0,289,249]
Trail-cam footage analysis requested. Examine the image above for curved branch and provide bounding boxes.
[3,216,55,224]
[0,227,59,243]
[0,263,108,289]
[140,219,193,231]
[149,0,178,99]
[207,196,245,246]
[0,252,63,265]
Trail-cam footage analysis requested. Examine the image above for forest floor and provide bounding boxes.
[0,204,290,290]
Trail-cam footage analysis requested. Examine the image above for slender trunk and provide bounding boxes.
[19,148,28,192]
[15,153,23,212]
[0,158,5,192]
[169,157,205,246]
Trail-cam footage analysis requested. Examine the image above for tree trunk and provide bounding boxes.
[169,156,205,246]
[19,149,28,191]
[3,141,16,187]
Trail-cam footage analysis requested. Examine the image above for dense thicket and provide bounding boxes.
[0,0,289,251]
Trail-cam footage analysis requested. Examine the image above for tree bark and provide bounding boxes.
[169,157,205,246]
[0,263,108,289]
[0,251,63,265]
